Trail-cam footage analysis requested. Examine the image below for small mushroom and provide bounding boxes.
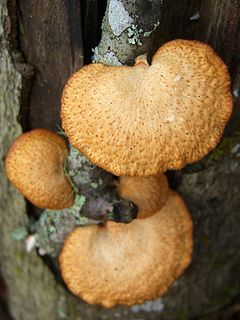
[61,39,232,176]
[60,191,192,308]
[6,129,74,209]
[117,174,169,218]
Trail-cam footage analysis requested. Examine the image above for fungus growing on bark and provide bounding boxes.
[60,190,192,308]
[6,129,74,209]
[61,39,232,176]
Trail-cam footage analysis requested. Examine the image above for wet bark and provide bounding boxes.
[0,0,240,319]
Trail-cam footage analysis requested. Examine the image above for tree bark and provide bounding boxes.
[0,0,240,319]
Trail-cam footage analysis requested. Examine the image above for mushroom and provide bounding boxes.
[6,129,74,209]
[60,175,191,307]
[60,190,192,308]
[61,39,232,176]
[117,174,169,218]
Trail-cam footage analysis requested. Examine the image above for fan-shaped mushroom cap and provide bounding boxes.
[6,129,74,209]
[62,39,232,176]
[60,191,192,307]
[117,174,169,218]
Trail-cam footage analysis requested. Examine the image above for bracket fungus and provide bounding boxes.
[62,39,233,176]
[6,129,74,209]
[59,39,233,307]
[117,174,169,218]
[60,176,192,307]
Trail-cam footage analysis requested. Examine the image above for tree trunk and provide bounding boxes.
[0,0,240,319]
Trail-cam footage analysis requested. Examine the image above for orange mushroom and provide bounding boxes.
[117,174,169,218]
[60,177,192,307]
[6,129,74,209]
[60,192,192,308]
[61,39,232,176]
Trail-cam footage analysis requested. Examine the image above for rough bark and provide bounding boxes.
[94,0,162,65]
[16,0,84,130]
[65,146,137,223]
[0,2,81,320]
[0,0,240,320]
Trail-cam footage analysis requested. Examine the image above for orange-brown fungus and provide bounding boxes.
[6,129,74,209]
[60,191,192,308]
[61,39,232,176]
[117,174,169,218]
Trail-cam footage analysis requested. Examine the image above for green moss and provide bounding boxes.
[33,195,90,256]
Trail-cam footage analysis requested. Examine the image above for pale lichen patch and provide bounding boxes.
[103,51,123,65]
[92,47,123,65]
[32,194,92,256]
[127,24,143,46]
[108,0,133,36]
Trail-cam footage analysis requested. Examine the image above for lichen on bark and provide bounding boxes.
[33,145,137,257]
[65,146,137,223]
[94,0,163,65]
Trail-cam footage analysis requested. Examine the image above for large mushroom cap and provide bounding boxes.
[117,174,169,218]
[6,129,74,209]
[60,191,192,307]
[61,39,233,176]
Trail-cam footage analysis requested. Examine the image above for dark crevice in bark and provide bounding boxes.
[7,0,34,132]
[81,0,107,63]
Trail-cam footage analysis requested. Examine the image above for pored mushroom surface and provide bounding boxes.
[6,129,74,209]
[61,39,232,176]
[60,191,192,307]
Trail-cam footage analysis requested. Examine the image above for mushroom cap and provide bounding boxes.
[117,174,169,218]
[60,191,192,307]
[61,39,233,176]
[6,129,74,209]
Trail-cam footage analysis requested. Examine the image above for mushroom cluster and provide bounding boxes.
[60,40,232,306]
[5,39,233,307]
[60,175,193,307]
